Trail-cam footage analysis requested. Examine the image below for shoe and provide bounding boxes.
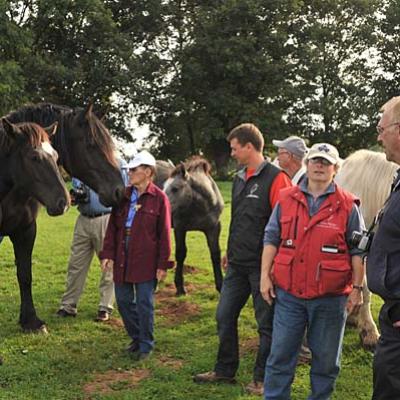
[94,311,109,322]
[245,380,264,396]
[193,371,236,384]
[125,340,139,353]
[56,309,76,318]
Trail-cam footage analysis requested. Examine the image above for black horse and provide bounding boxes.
[2,102,124,333]
[0,119,69,333]
[163,157,224,295]
[6,103,125,207]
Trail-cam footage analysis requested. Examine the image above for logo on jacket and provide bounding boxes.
[246,183,260,199]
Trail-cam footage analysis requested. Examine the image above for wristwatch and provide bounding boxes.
[353,285,363,291]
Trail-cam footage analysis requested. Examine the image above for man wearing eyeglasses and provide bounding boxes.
[260,143,365,400]
[367,97,400,400]
[272,136,308,185]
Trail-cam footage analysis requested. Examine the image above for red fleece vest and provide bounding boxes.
[272,185,357,299]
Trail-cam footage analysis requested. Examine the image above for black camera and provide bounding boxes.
[70,187,89,204]
[350,230,374,251]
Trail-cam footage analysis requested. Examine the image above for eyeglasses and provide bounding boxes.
[376,122,400,135]
[308,157,333,166]
[278,150,290,156]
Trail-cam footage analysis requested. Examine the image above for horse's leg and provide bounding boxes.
[204,222,223,292]
[357,279,380,351]
[10,222,46,333]
[174,228,187,296]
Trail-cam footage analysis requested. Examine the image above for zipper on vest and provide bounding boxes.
[316,262,321,281]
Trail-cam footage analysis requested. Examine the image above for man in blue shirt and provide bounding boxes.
[57,161,128,321]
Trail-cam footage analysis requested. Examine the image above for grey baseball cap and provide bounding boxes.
[272,136,308,158]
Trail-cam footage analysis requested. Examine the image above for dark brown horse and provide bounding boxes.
[163,157,224,295]
[2,102,124,333]
[0,119,69,333]
[5,103,125,207]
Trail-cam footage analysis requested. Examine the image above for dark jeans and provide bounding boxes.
[214,265,273,382]
[115,280,156,354]
[373,303,400,400]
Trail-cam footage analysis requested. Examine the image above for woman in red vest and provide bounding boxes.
[260,143,365,400]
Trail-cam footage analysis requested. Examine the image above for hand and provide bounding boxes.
[393,320,400,328]
[346,288,363,315]
[221,254,228,272]
[157,268,167,282]
[101,259,114,272]
[260,275,276,306]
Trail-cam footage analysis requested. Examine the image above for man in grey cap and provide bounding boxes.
[273,136,308,184]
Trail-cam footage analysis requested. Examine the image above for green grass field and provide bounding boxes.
[0,181,380,399]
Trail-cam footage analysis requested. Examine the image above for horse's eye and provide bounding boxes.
[171,187,178,193]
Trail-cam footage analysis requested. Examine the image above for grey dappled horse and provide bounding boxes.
[161,157,224,295]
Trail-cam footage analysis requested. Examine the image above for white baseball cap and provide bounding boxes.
[306,143,340,165]
[127,150,156,169]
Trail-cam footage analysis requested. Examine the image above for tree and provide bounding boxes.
[282,0,380,156]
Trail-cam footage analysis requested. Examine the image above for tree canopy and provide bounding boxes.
[1,0,399,175]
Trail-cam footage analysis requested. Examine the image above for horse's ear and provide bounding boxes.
[43,122,58,137]
[84,103,94,119]
[178,162,188,179]
[1,118,19,140]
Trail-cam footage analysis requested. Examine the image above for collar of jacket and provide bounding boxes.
[124,181,157,200]
[237,159,270,181]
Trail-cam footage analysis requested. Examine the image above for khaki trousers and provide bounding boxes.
[59,213,114,314]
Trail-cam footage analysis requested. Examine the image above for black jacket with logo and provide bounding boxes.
[227,161,280,269]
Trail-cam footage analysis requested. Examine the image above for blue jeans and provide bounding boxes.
[115,280,156,354]
[214,265,274,382]
[264,288,347,400]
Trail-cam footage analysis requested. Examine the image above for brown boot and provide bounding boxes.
[193,371,236,384]
[245,380,264,396]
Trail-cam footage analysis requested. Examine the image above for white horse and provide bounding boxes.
[335,149,398,350]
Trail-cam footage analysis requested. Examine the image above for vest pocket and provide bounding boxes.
[272,253,293,291]
[317,260,352,295]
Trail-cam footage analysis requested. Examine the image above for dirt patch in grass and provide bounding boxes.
[183,264,198,274]
[240,337,258,355]
[105,317,124,329]
[157,355,184,370]
[83,368,150,398]
[156,284,201,324]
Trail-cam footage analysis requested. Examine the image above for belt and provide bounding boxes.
[125,228,131,236]
[81,212,110,219]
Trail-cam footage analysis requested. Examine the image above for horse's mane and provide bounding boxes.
[5,103,117,167]
[335,149,398,226]
[0,122,49,154]
[171,156,211,177]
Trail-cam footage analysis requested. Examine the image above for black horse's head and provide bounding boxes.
[59,104,125,207]
[1,119,70,216]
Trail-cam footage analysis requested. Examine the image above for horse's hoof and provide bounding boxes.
[359,330,379,352]
[175,289,186,296]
